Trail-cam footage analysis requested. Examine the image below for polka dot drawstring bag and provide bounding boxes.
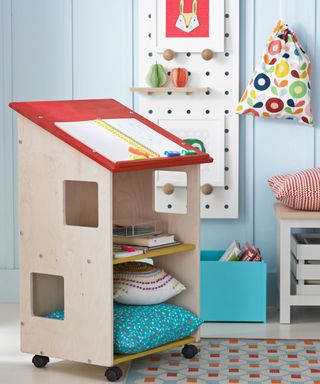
[236,20,313,126]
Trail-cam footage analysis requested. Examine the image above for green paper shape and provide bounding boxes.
[146,64,168,87]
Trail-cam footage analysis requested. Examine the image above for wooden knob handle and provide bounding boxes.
[201,49,214,61]
[163,183,175,195]
[201,184,214,195]
[163,49,175,61]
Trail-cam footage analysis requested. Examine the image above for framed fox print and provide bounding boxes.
[156,0,224,52]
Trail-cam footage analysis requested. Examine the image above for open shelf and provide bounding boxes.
[130,87,210,95]
[114,336,196,364]
[113,243,196,264]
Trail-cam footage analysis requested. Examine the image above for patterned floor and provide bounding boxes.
[126,339,320,383]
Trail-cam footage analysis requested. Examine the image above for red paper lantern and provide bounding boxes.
[170,68,188,87]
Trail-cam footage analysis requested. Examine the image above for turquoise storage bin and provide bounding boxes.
[200,250,267,322]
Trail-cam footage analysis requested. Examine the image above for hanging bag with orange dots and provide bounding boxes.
[236,20,313,126]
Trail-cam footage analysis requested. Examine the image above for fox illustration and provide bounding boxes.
[175,0,200,33]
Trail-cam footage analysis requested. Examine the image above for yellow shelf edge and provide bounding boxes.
[113,243,196,265]
[113,336,196,365]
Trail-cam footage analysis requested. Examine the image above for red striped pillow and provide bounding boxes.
[268,168,320,211]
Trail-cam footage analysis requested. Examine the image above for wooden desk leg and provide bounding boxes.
[279,220,291,324]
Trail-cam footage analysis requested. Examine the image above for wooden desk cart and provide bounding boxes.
[10,99,212,381]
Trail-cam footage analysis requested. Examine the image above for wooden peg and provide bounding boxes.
[163,183,175,195]
[201,49,214,61]
[163,49,175,61]
[201,183,214,195]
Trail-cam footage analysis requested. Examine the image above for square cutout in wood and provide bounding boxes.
[64,181,98,227]
[32,273,64,319]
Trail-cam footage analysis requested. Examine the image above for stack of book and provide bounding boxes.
[113,233,180,259]
[113,245,144,259]
[112,218,180,259]
[219,240,262,262]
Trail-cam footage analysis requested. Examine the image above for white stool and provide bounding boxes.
[275,203,320,324]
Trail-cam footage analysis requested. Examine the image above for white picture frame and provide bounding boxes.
[156,0,225,53]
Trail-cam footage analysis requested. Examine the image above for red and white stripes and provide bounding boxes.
[268,168,320,211]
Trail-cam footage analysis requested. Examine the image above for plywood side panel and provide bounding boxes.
[113,169,160,221]
[113,165,200,241]
[19,116,113,366]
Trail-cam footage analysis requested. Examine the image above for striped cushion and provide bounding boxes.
[268,168,320,211]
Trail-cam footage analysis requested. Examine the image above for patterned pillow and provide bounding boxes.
[113,261,186,305]
[46,304,203,355]
[268,168,320,211]
[46,309,64,320]
[114,303,203,354]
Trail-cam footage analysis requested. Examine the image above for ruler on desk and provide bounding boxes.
[94,119,160,158]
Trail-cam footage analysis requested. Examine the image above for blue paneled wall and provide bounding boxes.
[0,0,319,303]
[202,0,320,304]
[0,0,133,301]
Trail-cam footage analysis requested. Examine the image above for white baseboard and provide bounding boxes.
[0,269,19,303]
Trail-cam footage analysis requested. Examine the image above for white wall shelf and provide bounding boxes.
[130,87,210,95]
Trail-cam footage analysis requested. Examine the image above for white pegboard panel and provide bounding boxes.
[158,118,225,186]
[155,171,188,214]
[134,0,239,219]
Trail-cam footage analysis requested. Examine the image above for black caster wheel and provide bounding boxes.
[32,355,50,368]
[181,344,198,359]
[105,366,123,382]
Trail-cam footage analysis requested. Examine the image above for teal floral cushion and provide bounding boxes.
[114,303,203,354]
[46,303,203,355]
[46,308,64,320]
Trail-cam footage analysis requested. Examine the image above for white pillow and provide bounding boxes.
[113,261,186,305]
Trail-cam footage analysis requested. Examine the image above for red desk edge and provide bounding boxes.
[9,98,213,173]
